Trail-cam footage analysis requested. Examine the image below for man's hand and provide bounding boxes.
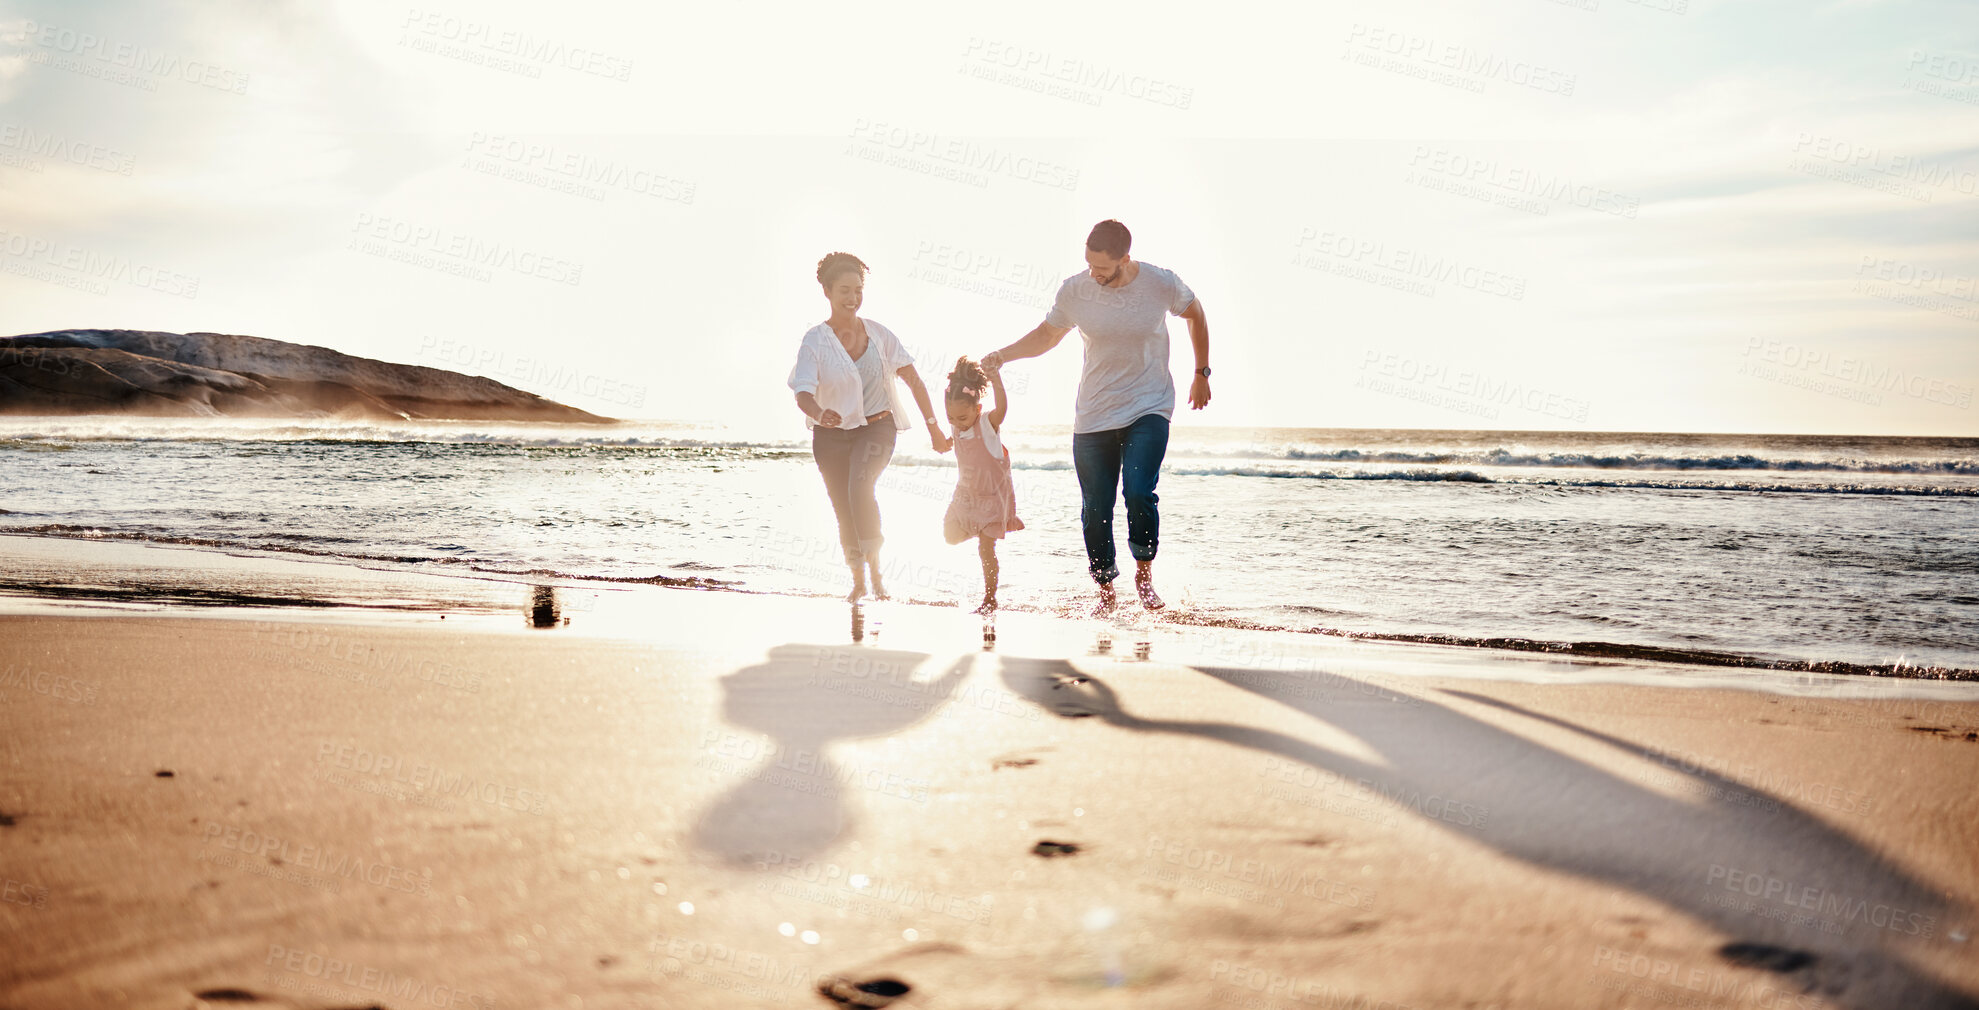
[981,350,1004,372]
[1188,375,1210,410]
[817,409,842,428]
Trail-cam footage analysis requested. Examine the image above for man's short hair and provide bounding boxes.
[1086,220,1131,259]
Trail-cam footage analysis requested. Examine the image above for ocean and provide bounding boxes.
[2,418,1974,676]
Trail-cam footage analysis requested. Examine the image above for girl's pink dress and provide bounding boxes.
[944,417,1024,544]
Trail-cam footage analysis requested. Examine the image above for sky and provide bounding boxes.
[0,0,1974,436]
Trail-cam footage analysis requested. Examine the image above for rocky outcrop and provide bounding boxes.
[0,329,612,422]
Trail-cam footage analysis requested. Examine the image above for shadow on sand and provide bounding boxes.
[994,655,1976,1009]
[691,642,973,867]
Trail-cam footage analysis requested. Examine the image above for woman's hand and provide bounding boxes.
[932,428,952,454]
[817,409,842,428]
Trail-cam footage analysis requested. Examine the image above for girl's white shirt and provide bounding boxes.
[956,415,1002,459]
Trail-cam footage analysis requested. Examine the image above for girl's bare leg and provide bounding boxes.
[973,536,998,614]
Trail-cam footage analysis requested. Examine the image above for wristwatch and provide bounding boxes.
[1195,366,1212,378]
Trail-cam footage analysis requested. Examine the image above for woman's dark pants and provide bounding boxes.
[812,422,897,566]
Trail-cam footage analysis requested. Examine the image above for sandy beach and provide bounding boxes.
[1,540,1976,1010]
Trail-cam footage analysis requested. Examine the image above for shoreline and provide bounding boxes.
[2,530,1973,684]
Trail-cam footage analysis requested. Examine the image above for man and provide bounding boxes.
[983,219,1210,613]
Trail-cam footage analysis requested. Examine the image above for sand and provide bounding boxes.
[2,555,1977,1010]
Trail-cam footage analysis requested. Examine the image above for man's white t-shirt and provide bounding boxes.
[1044,262,1196,434]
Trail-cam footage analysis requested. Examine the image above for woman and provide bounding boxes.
[788,252,950,602]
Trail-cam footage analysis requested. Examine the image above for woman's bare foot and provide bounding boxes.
[1094,581,1117,615]
[867,563,890,601]
[972,595,997,615]
[1135,561,1164,610]
[847,566,866,603]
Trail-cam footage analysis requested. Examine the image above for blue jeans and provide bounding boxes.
[1071,413,1169,584]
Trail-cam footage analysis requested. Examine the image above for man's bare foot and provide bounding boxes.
[847,567,866,603]
[972,595,997,616]
[1094,581,1117,615]
[868,565,890,601]
[1135,562,1164,610]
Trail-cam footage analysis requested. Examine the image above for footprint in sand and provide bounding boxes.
[1032,840,1081,858]
[1718,941,1817,973]
[817,975,911,1008]
[990,746,1050,770]
[195,985,381,1009]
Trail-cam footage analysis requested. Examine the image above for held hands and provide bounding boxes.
[931,424,952,454]
[981,350,1003,372]
[1189,374,1211,410]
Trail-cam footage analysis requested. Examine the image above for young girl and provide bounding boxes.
[942,357,1024,614]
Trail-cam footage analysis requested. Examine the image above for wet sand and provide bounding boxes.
[1,553,1977,1009]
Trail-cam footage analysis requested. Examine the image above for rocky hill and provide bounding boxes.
[0,329,611,422]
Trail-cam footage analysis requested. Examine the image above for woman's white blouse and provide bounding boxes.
[787,319,916,431]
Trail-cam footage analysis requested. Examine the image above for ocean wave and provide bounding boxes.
[1241,447,1979,476]
[6,421,1973,478]
[907,458,1977,496]
[4,523,1970,682]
